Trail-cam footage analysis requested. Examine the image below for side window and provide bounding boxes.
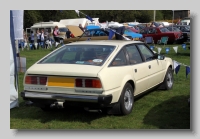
[90,30,95,36]
[111,50,127,66]
[99,31,108,36]
[140,29,147,34]
[124,29,128,33]
[125,45,143,64]
[82,31,91,37]
[148,28,156,34]
[137,44,154,61]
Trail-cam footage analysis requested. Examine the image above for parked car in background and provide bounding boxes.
[172,25,190,32]
[180,17,190,25]
[64,26,111,44]
[129,24,146,30]
[21,40,174,115]
[166,26,181,32]
[161,22,170,27]
[139,27,183,44]
[64,25,136,44]
[171,25,190,42]
[124,27,143,40]
[166,26,189,43]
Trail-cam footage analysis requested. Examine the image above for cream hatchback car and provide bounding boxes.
[21,40,174,115]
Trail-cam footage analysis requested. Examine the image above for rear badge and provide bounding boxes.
[25,87,48,90]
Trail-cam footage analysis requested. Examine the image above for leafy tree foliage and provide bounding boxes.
[24,10,173,29]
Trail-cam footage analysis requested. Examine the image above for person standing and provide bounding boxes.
[66,28,71,38]
[40,29,45,49]
[176,19,181,25]
[44,29,50,49]
[79,24,85,32]
[36,30,41,49]
[53,26,60,44]
[30,31,36,50]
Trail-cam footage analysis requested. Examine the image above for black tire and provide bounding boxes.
[119,83,134,115]
[162,67,174,90]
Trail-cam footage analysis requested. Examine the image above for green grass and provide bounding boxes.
[10,43,190,129]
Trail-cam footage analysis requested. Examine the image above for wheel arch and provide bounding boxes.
[114,75,136,103]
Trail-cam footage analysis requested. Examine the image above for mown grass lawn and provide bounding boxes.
[10,43,190,129]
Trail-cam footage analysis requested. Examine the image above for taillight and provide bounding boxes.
[25,76,47,85]
[75,78,102,88]
[25,76,37,84]
[39,77,47,85]
[75,79,83,87]
[85,79,102,88]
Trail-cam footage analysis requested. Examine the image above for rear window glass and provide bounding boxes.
[160,27,170,33]
[39,45,115,66]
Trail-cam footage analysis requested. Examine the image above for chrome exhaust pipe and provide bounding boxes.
[50,101,64,109]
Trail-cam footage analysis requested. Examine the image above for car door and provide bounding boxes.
[137,44,163,89]
[124,44,150,95]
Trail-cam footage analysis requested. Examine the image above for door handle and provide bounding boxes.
[134,69,137,73]
[148,65,151,69]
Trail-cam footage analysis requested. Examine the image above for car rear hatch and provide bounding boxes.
[67,25,83,37]
[24,64,104,95]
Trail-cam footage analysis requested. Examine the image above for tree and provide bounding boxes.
[23,10,173,29]
[161,10,173,20]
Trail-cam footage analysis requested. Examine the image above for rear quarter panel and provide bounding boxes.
[98,66,134,103]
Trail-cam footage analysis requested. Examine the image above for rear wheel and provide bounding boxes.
[119,83,134,115]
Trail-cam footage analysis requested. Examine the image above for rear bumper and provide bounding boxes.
[21,91,112,105]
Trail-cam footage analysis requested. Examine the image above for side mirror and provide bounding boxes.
[157,54,165,60]
[151,54,165,60]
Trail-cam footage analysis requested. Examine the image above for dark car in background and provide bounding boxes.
[139,27,183,44]
[172,25,190,42]
[166,26,188,43]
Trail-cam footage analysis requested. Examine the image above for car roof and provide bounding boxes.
[65,40,144,47]
[87,28,109,32]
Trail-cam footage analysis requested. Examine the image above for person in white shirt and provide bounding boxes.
[40,29,45,49]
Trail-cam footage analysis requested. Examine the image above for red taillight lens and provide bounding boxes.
[39,77,47,85]
[75,79,83,87]
[25,76,47,85]
[75,78,102,88]
[85,79,102,88]
[25,76,37,84]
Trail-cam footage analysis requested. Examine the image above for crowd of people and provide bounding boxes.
[19,23,90,50]
[20,26,63,50]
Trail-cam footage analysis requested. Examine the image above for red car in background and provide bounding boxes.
[139,27,183,44]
